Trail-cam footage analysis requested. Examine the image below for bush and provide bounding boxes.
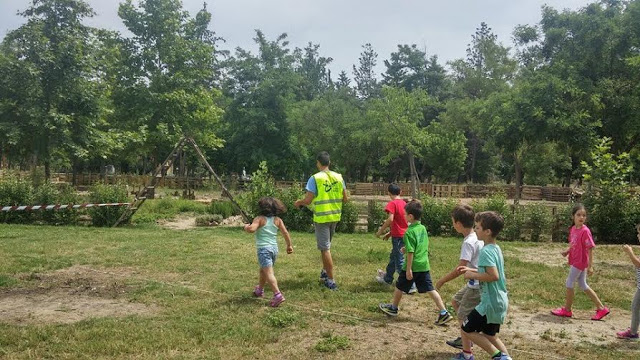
[551,204,573,242]
[419,196,457,236]
[279,186,313,232]
[0,176,35,224]
[367,200,387,233]
[470,192,508,216]
[336,201,359,233]
[501,207,525,241]
[524,204,552,242]
[33,183,80,225]
[88,183,130,227]
[207,200,237,219]
[237,161,278,219]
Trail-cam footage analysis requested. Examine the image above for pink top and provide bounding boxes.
[568,225,595,271]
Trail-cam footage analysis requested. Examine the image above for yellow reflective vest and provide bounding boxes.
[312,170,344,223]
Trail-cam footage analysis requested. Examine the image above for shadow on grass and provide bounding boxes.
[532,313,574,324]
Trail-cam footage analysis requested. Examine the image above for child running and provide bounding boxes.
[551,203,610,320]
[244,197,293,307]
[374,183,416,293]
[435,205,484,354]
[616,224,640,339]
[378,199,453,325]
[458,211,511,360]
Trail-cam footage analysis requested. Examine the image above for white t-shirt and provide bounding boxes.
[460,232,484,289]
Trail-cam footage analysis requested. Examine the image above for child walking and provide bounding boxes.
[616,224,640,339]
[374,184,416,293]
[435,205,484,354]
[551,203,610,320]
[244,197,293,307]
[458,211,511,360]
[378,200,453,325]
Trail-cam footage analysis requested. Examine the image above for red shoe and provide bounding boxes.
[592,307,610,321]
[551,307,573,317]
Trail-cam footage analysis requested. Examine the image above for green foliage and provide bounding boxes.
[88,184,130,227]
[237,161,278,219]
[367,201,387,232]
[0,175,35,224]
[278,186,313,232]
[551,204,573,242]
[471,192,508,215]
[132,198,209,224]
[419,196,457,236]
[314,332,350,353]
[501,207,525,242]
[33,183,80,225]
[207,200,238,219]
[336,201,359,233]
[264,309,301,328]
[582,138,636,243]
[524,204,552,242]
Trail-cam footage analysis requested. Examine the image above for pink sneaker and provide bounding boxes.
[551,307,573,317]
[269,292,285,307]
[592,307,610,321]
[253,285,264,298]
[616,328,639,339]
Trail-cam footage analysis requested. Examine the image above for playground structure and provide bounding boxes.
[112,137,250,227]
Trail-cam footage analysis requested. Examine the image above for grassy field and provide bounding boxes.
[1,224,639,359]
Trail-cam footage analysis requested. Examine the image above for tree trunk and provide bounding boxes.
[467,134,478,183]
[408,151,420,199]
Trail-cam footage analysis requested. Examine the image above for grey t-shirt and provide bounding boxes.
[460,232,484,289]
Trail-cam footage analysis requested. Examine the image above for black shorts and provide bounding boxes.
[396,270,434,293]
[461,309,501,336]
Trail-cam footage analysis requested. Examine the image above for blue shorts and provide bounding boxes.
[257,246,278,268]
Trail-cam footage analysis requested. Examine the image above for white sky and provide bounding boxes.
[0,0,594,76]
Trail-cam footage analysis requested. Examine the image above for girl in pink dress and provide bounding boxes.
[551,203,610,320]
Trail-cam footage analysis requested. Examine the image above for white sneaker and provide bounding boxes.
[407,284,417,294]
[375,269,391,285]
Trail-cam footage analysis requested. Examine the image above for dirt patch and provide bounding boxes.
[220,215,246,227]
[0,265,158,325]
[505,244,631,268]
[159,215,197,230]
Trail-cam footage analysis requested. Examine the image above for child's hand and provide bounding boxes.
[243,224,250,232]
[400,247,406,254]
[624,244,634,255]
[456,266,472,273]
[587,266,594,276]
[287,245,293,254]
[561,250,569,257]
[382,232,391,241]
[406,270,413,280]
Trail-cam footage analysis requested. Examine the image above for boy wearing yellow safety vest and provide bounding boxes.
[295,151,348,290]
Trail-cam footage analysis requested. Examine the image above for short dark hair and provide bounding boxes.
[405,199,423,220]
[475,211,504,237]
[388,183,401,196]
[452,204,475,228]
[317,151,330,166]
[258,197,286,217]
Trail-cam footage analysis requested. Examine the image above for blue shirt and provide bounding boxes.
[305,174,346,196]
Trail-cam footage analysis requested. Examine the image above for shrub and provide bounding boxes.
[33,183,80,225]
[501,206,525,242]
[367,200,387,233]
[0,175,35,224]
[207,200,237,219]
[336,201,359,233]
[419,196,457,236]
[470,192,508,216]
[551,204,573,242]
[88,183,130,227]
[278,186,313,232]
[524,204,552,242]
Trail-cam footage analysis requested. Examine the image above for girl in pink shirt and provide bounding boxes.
[551,203,610,320]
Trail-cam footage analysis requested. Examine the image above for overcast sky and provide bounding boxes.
[1,0,594,76]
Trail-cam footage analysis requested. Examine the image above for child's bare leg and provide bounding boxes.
[461,322,473,351]
[262,267,281,294]
[392,288,404,307]
[584,288,605,309]
[564,287,575,311]
[426,290,447,311]
[258,268,266,288]
[464,331,498,355]
[486,334,509,355]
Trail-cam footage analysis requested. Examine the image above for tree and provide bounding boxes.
[352,43,379,99]
[294,42,333,100]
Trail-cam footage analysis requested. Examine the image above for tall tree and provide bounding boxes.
[352,43,379,99]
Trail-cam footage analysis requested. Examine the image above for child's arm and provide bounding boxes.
[243,216,264,233]
[463,266,499,282]
[623,245,640,268]
[588,247,594,276]
[382,232,391,241]
[376,213,393,238]
[275,217,293,254]
[436,259,469,290]
[406,252,414,280]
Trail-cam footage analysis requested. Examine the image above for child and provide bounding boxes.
[458,211,511,360]
[374,183,416,293]
[551,203,610,320]
[244,197,293,307]
[435,205,484,354]
[378,200,453,325]
[616,224,640,339]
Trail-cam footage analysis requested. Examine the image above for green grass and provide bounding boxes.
[131,198,209,224]
[0,224,638,359]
